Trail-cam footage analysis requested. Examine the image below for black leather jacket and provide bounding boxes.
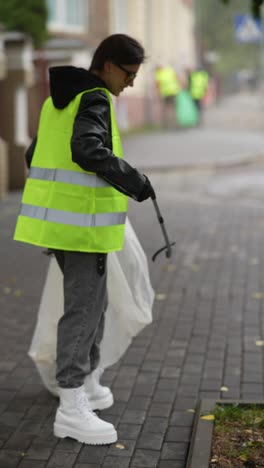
[26,66,147,201]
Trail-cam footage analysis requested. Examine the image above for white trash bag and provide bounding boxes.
[28,218,154,396]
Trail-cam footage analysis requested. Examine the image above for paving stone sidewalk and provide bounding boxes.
[1,172,264,468]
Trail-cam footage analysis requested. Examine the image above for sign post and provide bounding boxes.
[235,14,264,104]
[234,15,263,43]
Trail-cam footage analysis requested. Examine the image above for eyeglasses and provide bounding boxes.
[115,63,137,83]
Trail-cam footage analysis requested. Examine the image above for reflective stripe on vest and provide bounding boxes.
[29,166,110,188]
[20,204,126,227]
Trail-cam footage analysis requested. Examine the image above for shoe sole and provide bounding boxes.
[54,422,117,445]
[89,392,114,411]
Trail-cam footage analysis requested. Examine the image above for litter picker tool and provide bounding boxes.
[151,194,175,262]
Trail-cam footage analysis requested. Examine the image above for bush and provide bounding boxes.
[0,0,48,47]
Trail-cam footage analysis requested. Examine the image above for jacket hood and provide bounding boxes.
[49,66,107,109]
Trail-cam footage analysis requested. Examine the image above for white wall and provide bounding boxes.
[110,0,196,89]
[110,0,197,126]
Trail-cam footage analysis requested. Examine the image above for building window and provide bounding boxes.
[47,0,88,32]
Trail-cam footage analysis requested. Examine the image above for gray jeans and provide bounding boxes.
[53,250,108,388]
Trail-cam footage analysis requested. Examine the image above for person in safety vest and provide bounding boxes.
[14,34,155,446]
[155,64,181,128]
[187,68,209,123]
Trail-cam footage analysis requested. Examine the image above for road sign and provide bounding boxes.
[234,15,263,43]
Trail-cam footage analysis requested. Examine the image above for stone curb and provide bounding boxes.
[138,152,264,174]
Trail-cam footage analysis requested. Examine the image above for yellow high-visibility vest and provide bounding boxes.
[155,66,181,97]
[189,71,208,100]
[14,88,128,253]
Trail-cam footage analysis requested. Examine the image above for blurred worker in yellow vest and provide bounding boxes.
[187,68,209,124]
[155,65,181,129]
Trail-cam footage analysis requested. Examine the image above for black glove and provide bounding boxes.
[137,175,155,202]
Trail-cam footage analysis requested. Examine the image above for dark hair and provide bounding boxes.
[89,34,146,70]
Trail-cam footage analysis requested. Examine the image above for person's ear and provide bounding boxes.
[104,61,112,74]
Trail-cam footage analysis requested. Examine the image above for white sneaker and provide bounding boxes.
[84,368,114,411]
[54,386,117,445]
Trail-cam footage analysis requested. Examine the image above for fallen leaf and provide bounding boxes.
[190,264,200,271]
[115,443,125,450]
[9,276,17,283]
[156,293,167,301]
[187,409,195,413]
[3,287,11,294]
[14,289,22,297]
[250,258,259,265]
[220,386,229,392]
[200,414,215,421]
[252,292,264,299]
[256,340,264,347]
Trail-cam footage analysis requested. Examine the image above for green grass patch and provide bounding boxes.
[210,404,264,467]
